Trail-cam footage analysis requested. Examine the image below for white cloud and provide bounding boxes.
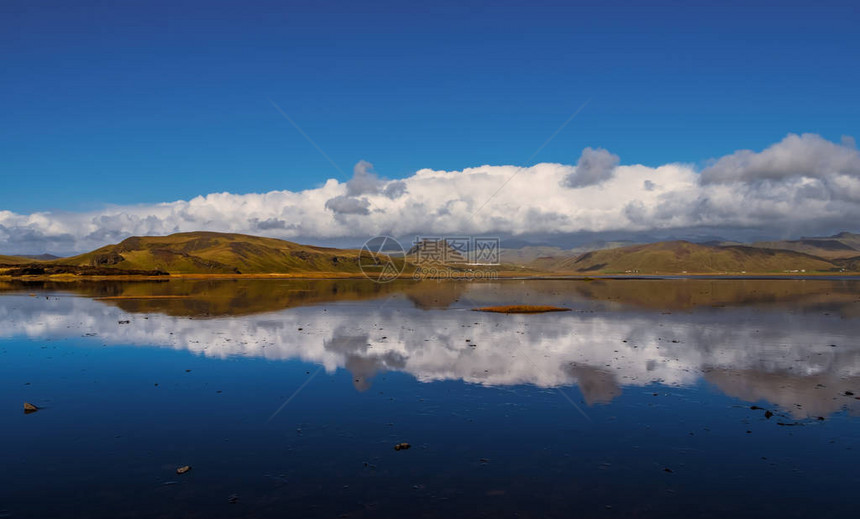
[1,134,859,253]
[701,133,860,184]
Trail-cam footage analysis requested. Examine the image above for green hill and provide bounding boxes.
[5,231,859,277]
[833,255,860,272]
[534,240,840,274]
[500,241,637,265]
[53,232,373,275]
[0,255,34,265]
[752,232,860,259]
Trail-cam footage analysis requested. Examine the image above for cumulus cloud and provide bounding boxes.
[1,133,859,254]
[324,160,407,217]
[324,195,371,215]
[344,160,406,199]
[701,133,860,184]
[250,217,292,231]
[346,160,383,196]
[563,147,620,188]
[383,180,408,199]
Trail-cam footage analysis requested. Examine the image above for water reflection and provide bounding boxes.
[2,279,858,418]
[3,277,859,316]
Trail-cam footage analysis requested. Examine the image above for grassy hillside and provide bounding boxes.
[752,232,860,259]
[535,241,839,274]
[54,232,375,275]
[500,242,635,265]
[5,230,858,277]
[833,255,860,272]
[0,255,33,265]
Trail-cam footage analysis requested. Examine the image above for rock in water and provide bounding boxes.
[176,465,192,475]
[23,402,39,414]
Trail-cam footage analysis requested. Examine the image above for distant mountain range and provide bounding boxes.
[1,231,859,276]
[524,232,860,274]
[530,241,838,274]
[500,241,637,265]
[750,232,860,259]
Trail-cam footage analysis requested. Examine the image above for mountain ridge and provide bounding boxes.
[751,232,860,259]
[2,230,859,276]
[529,240,847,274]
[46,232,370,275]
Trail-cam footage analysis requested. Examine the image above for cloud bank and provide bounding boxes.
[2,133,859,253]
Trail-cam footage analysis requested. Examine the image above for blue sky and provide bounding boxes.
[2,0,858,214]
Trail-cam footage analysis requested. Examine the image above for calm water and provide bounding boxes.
[1,278,859,518]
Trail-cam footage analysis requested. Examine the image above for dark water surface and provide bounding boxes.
[1,278,859,518]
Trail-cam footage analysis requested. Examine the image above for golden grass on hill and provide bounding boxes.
[95,295,191,300]
[536,240,842,274]
[4,231,858,278]
[473,305,571,314]
[54,231,378,275]
[0,256,33,265]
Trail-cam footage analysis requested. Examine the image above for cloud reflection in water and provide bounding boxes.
[2,285,858,419]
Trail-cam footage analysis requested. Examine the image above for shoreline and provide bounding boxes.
[2,272,860,282]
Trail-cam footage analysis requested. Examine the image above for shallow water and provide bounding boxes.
[1,279,859,518]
